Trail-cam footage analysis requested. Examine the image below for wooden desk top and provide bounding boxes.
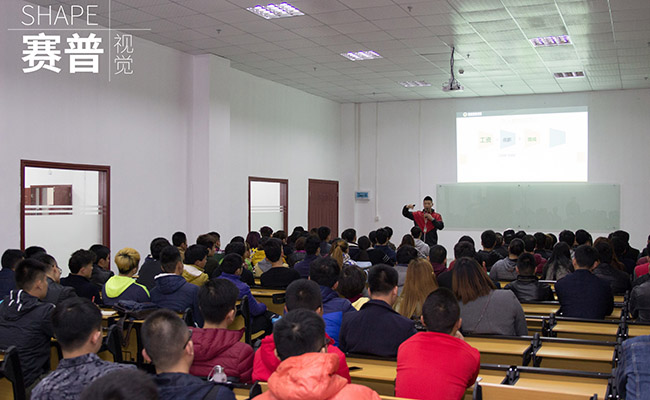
[536,342,614,362]
[515,374,607,398]
[347,359,396,382]
[250,289,286,297]
[465,337,531,356]
[628,324,650,337]
[521,303,559,315]
[552,321,619,336]
[614,296,624,303]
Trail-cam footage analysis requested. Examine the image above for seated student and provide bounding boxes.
[542,242,574,281]
[0,249,24,298]
[260,238,300,289]
[293,235,320,278]
[61,249,102,304]
[219,254,271,335]
[437,241,476,289]
[339,265,416,357]
[593,238,631,295]
[396,288,480,400]
[454,257,527,336]
[494,231,510,259]
[616,334,650,400]
[337,265,369,310]
[394,246,418,295]
[190,279,254,382]
[182,245,209,286]
[141,310,236,400]
[534,232,552,259]
[102,248,150,306]
[555,244,614,319]
[88,244,113,288]
[31,298,134,400]
[630,276,650,323]
[489,238,524,282]
[256,309,380,400]
[0,259,54,391]
[150,246,203,327]
[504,254,554,302]
[318,226,332,256]
[429,244,448,277]
[172,231,188,264]
[137,237,171,291]
[196,234,219,278]
[81,369,158,400]
[342,228,369,262]
[366,231,393,266]
[374,228,397,264]
[476,230,503,272]
[397,258,439,319]
[221,242,255,286]
[410,226,430,259]
[34,253,76,305]
[523,234,547,274]
[309,256,356,346]
[253,279,351,382]
[287,236,307,267]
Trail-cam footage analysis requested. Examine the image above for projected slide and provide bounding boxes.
[456,107,588,183]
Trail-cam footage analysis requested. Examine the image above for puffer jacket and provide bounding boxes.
[150,274,203,327]
[504,275,554,302]
[252,333,350,383]
[0,290,54,386]
[182,264,209,286]
[256,353,380,400]
[189,327,254,383]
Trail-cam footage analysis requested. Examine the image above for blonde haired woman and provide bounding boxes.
[330,239,357,268]
[396,259,438,319]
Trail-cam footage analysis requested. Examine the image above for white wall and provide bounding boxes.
[1,0,342,275]
[340,90,650,254]
[1,0,192,275]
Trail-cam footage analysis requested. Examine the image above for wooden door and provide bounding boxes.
[308,179,339,237]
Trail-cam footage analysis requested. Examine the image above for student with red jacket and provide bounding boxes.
[396,288,480,400]
[189,279,254,383]
[253,279,350,382]
[256,309,378,400]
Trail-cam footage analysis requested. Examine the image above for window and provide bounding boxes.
[21,160,110,271]
[248,177,288,233]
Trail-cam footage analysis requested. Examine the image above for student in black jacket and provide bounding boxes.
[61,249,102,305]
[260,239,300,289]
[339,265,416,357]
[0,259,54,390]
[555,245,614,319]
[137,237,172,291]
[593,238,631,295]
[504,254,553,302]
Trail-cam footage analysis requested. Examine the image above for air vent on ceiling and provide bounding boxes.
[554,71,585,78]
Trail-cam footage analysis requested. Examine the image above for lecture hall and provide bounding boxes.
[2,0,650,399]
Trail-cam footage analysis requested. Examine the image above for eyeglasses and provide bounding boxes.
[183,329,193,349]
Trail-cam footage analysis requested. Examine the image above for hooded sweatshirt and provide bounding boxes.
[489,257,518,281]
[101,275,150,306]
[182,264,209,286]
[256,353,379,400]
[0,290,54,386]
[150,274,203,327]
[253,333,350,383]
[189,327,254,383]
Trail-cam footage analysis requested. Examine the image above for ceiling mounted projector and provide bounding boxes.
[443,47,464,92]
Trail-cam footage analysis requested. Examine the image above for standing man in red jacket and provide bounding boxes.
[402,196,444,246]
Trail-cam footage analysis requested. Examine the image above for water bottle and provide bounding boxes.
[209,365,227,383]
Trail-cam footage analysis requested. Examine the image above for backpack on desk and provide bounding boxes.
[113,300,159,347]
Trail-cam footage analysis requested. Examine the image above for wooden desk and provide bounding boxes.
[515,372,608,398]
[627,324,650,338]
[522,303,559,316]
[614,296,624,303]
[347,358,396,396]
[249,289,286,314]
[465,337,532,366]
[551,321,619,341]
[534,342,615,373]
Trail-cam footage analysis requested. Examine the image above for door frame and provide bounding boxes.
[20,160,111,250]
[248,176,288,233]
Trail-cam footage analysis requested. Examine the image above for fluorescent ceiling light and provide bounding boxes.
[247,2,304,19]
[554,71,585,78]
[399,81,432,87]
[340,51,382,61]
[530,35,571,47]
